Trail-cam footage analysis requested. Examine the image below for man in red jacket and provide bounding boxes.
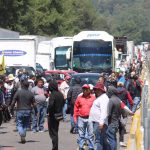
[74,84,96,150]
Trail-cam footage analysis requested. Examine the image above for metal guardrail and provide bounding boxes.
[142,55,150,150]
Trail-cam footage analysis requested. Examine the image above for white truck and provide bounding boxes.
[36,41,51,70]
[0,39,36,70]
[127,41,135,63]
[50,37,73,70]
[36,37,73,70]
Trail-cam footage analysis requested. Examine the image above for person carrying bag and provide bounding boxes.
[47,80,64,150]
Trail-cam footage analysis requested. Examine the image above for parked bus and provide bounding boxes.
[70,31,115,73]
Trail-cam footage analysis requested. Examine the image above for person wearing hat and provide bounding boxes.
[1,74,15,122]
[89,83,110,150]
[59,75,71,121]
[74,84,96,150]
[4,74,15,106]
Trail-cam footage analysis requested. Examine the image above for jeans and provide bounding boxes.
[63,100,68,120]
[132,97,140,113]
[32,104,46,131]
[93,122,109,150]
[106,125,118,150]
[16,110,31,137]
[77,117,94,149]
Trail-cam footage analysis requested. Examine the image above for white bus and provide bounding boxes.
[71,31,115,73]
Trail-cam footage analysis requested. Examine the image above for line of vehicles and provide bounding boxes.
[0,30,146,85]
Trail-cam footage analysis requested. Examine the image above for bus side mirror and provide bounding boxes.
[66,48,72,60]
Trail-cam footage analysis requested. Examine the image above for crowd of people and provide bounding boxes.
[0,59,143,150]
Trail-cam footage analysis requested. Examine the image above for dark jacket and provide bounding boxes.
[0,89,3,106]
[67,84,82,115]
[0,89,3,126]
[48,80,64,116]
[128,79,142,99]
[107,86,122,127]
[67,84,82,105]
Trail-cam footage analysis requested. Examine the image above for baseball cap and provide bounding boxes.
[82,84,90,89]
[93,83,105,92]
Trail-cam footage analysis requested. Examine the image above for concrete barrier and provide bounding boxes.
[127,111,143,150]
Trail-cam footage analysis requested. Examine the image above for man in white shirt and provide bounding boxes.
[89,83,110,150]
[60,75,71,121]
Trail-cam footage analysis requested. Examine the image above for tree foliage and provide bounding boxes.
[0,0,150,43]
[95,0,150,43]
[0,0,109,37]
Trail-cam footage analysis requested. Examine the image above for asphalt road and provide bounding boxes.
[0,115,131,150]
[0,117,77,150]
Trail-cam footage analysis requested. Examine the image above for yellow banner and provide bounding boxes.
[0,54,6,75]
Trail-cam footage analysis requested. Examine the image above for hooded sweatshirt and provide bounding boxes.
[107,86,124,127]
[48,80,64,116]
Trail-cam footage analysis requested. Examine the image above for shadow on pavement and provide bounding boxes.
[18,140,40,144]
[27,140,40,143]
[0,145,14,148]
[0,127,7,129]
[0,131,8,134]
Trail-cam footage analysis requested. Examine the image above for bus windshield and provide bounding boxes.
[73,40,112,72]
[55,46,71,69]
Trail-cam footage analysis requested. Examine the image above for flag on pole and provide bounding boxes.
[0,51,6,75]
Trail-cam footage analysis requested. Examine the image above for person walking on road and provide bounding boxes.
[89,83,110,150]
[31,78,47,132]
[10,80,37,143]
[47,80,64,150]
[59,75,71,121]
[74,84,96,150]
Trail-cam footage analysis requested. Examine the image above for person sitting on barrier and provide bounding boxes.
[128,73,142,113]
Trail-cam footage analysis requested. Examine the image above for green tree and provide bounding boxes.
[0,0,31,33]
